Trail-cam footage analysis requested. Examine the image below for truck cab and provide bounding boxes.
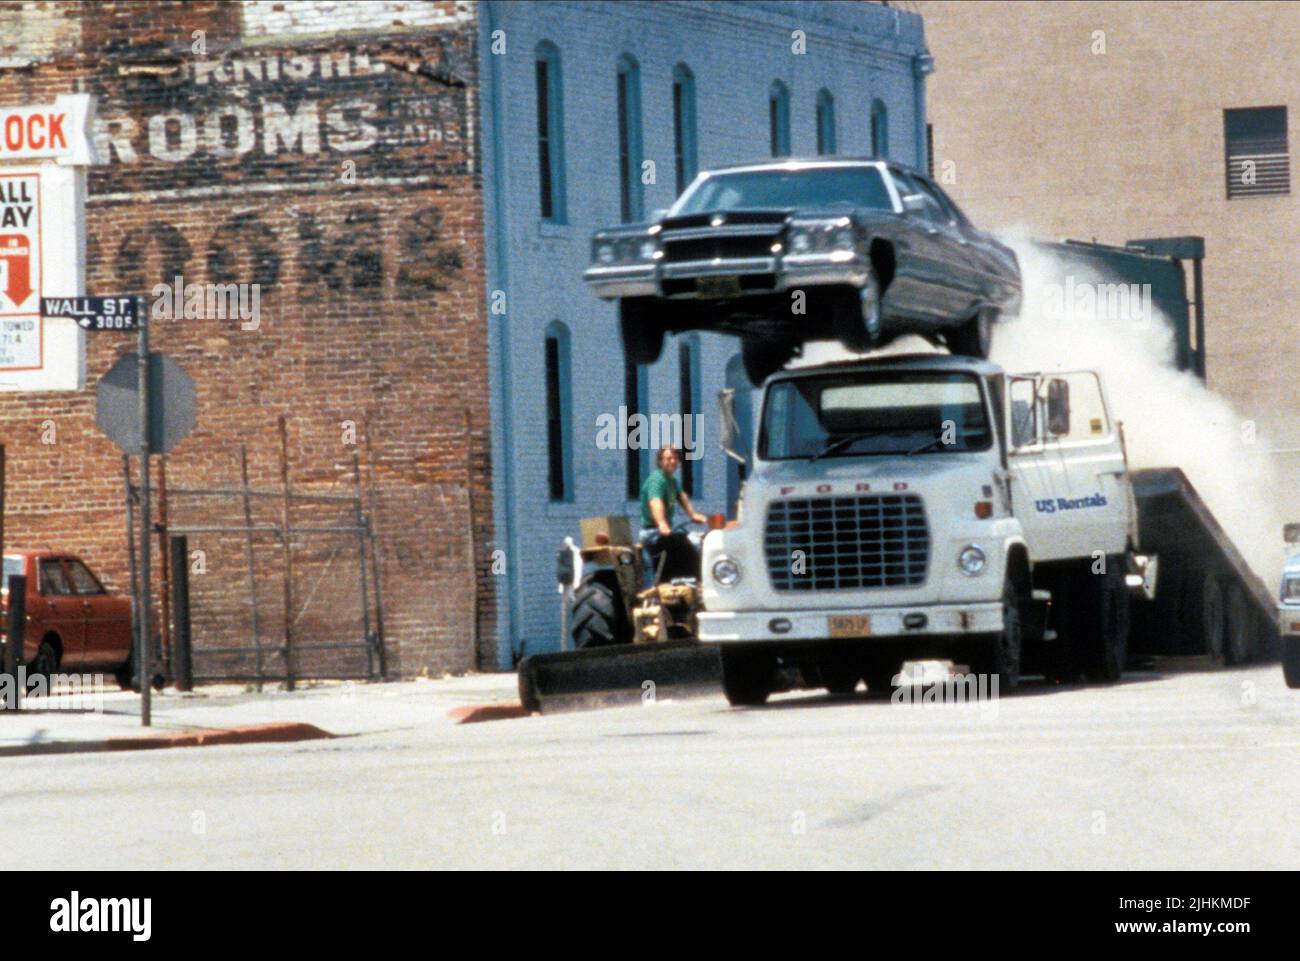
[698,353,1137,704]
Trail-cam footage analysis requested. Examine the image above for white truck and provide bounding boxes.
[697,352,1144,705]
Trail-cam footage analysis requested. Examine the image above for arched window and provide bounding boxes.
[678,335,700,497]
[544,322,573,502]
[769,80,791,157]
[616,54,644,222]
[672,63,698,195]
[816,88,836,155]
[870,99,889,159]
[534,41,567,222]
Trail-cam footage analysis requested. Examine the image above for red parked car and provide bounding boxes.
[1,552,134,683]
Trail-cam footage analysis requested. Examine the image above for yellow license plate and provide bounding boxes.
[828,614,872,638]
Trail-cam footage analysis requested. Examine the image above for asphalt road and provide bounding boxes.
[4,664,1297,869]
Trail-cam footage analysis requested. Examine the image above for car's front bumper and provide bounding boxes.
[697,601,1005,644]
[583,252,869,301]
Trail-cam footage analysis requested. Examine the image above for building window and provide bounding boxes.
[1224,106,1289,199]
[617,54,644,222]
[544,322,573,502]
[672,63,698,196]
[624,355,648,501]
[769,80,790,157]
[678,336,700,497]
[534,42,567,222]
[870,99,889,159]
[816,89,836,155]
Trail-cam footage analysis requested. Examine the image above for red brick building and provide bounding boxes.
[0,1,494,676]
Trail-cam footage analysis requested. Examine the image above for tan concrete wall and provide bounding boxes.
[916,0,1300,523]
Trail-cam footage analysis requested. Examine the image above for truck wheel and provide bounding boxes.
[972,579,1021,692]
[570,573,631,649]
[831,274,882,353]
[946,307,997,359]
[1084,562,1130,683]
[720,648,774,706]
[619,299,666,365]
[1284,637,1300,690]
[1225,585,1255,665]
[741,339,797,386]
[1195,571,1227,663]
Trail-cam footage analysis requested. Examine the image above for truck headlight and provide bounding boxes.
[712,556,742,587]
[1284,576,1300,602]
[957,545,986,577]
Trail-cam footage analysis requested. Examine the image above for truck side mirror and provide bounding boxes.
[1285,523,1300,544]
[1046,378,1070,436]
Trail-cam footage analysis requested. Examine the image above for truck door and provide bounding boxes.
[1007,372,1132,562]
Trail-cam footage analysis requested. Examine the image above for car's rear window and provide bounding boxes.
[673,166,893,215]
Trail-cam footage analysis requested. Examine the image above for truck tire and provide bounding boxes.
[946,307,997,360]
[720,647,774,706]
[741,339,797,386]
[570,573,631,649]
[1285,637,1300,690]
[619,299,666,365]
[1084,561,1130,683]
[971,578,1021,692]
[1195,571,1227,663]
[1225,585,1255,665]
[831,275,882,353]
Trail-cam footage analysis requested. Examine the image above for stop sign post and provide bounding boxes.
[94,302,196,726]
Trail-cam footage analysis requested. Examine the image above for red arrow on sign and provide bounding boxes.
[0,234,33,307]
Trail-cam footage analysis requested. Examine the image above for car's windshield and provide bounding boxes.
[761,372,992,460]
[1,556,20,585]
[672,165,893,215]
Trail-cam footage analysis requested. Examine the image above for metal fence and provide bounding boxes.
[125,418,386,688]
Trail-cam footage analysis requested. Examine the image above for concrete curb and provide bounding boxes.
[0,721,334,757]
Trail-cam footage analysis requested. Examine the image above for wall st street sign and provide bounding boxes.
[42,295,138,331]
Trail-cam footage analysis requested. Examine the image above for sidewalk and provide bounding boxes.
[0,673,524,756]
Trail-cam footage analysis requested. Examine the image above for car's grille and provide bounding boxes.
[662,234,777,262]
[765,494,929,592]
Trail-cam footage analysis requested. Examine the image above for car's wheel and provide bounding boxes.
[27,639,59,690]
[720,647,773,706]
[741,339,797,386]
[947,307,997,359]
[971,578,1021,692]
[1084,560,1130,683]
[1224,585,1254,665]
[1284,637,1300,689]
[114,657,136,691]
[1195,571,1227,663]
[831,273,882,353]
[570,573,631,649]
[619,299,666,365]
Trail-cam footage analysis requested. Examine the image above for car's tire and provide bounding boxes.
[720,647,773,706]
[570,573,632,649]
[946,307,997,359]
[741,339,797,386]
[1224,585,1255,665]
[619,299,666,365]
[27,639,59,689]
[1195,570,1227,663]
[1284,637,1300,689]
[1084,560,1130,683]
[971,578,1021,692]
[831,273,882,353]
[114,657,135,690]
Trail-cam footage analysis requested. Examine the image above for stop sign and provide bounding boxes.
[95,351,196,454]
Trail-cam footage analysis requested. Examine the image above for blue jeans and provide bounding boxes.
[639,527,700,584]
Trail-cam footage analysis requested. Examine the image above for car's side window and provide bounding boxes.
[39,559,72,596]
[891,170,943,223]
[911,178,958,227]
[65,560,105,596]
[925,179,971,228]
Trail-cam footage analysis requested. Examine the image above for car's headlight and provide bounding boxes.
[595,241,616,265]
[637,239,659,261]
[1284,576,1300,602]
[712,556,742,587]
[831,227,855,252]
[957,545,986,577]
[789,228,812,254]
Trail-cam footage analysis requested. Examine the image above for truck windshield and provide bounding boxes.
[760,371,992,460]
[672,166,893,215]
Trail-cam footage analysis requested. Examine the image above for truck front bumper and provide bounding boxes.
[697,602,1005,644]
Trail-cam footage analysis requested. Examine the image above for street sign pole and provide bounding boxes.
[136,297,151,727]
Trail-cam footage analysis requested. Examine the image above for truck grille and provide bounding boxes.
[764,494,929,592]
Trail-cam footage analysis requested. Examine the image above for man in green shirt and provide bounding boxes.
[639,445,707,582]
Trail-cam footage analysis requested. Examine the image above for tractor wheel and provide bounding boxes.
[570,573,632,649]
[741,339,797,386]
[1083,560,1130,683]
[720,647,774,707]
[946,307,997,359]
[619,299,666,365]
[1284,637,1300,690]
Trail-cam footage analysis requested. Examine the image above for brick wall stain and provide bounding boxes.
[0,2,495,676]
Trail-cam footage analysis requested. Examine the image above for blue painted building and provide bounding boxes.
[479,0,931,664]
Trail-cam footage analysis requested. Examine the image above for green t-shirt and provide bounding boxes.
[640,468,680,529]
